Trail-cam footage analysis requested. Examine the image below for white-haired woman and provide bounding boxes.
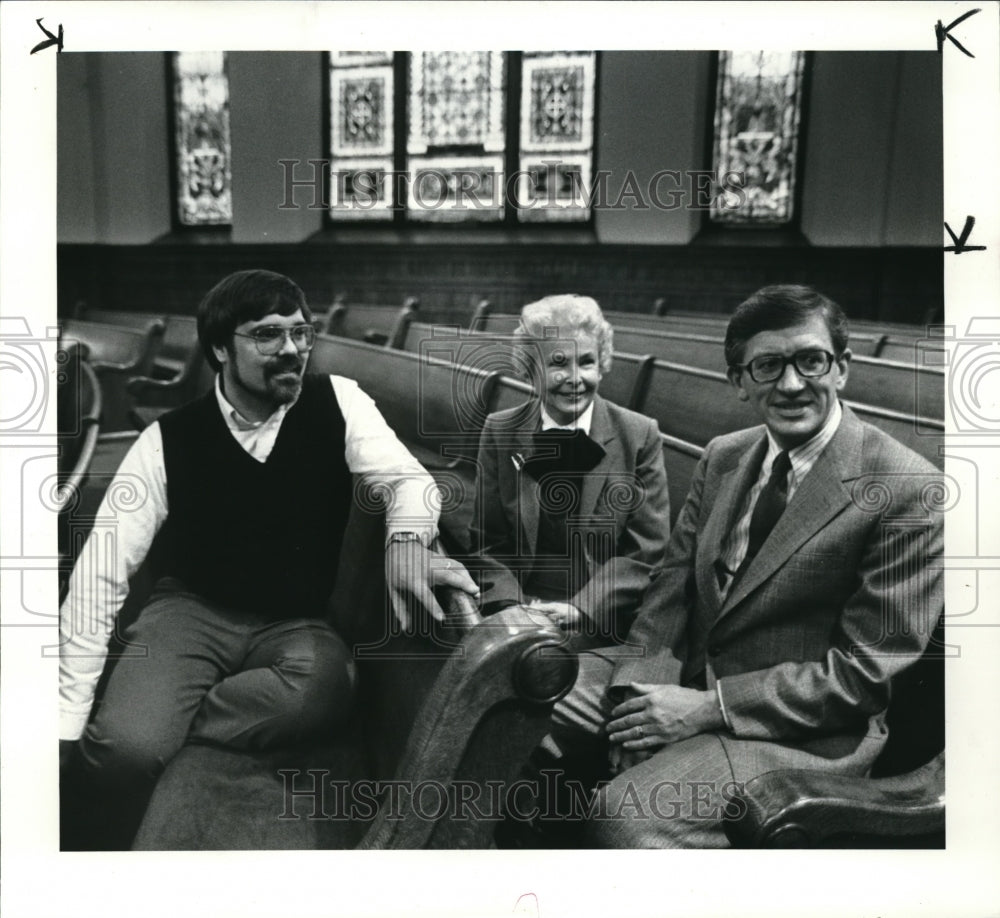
[470,294,670,644]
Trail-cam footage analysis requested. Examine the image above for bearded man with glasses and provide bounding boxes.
[538,284,943,848]
[58,269,479,847]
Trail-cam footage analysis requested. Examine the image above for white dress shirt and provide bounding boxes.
[58,375,439,740]
[539,401,595,434]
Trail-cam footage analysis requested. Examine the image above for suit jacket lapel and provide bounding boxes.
[512,410,541,553]
[717,405,865,622]
[698,432,768,615]
[577,397,618,520]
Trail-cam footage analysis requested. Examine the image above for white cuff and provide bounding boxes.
[60,708,90,742]
[715,682,734,731]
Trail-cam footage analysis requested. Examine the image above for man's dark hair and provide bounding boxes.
[198,270,312,371]
[724,284,850,369]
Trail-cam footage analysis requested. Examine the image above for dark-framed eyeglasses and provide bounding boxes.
[735,349,838,384]
[233,324,316,355]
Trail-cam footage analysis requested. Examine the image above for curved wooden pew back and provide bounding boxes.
[308,333,499,469]
[325,297,418,348]
[637,359,944,469]
[611,326,945,420]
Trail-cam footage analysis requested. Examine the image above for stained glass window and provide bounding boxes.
[327,51,596,224]
[172,52,233,226]
[329,51,395,221]
[711,51,805,226]
[517,51,596,222]
[406,52,507,222]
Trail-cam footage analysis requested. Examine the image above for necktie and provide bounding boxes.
[745,450,792,563]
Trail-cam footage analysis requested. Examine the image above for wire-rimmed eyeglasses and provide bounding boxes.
[734,349,838,384]
[233,324,316,355]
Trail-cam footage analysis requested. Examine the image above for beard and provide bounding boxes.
[263,355,305,403]
[228,353,304,408]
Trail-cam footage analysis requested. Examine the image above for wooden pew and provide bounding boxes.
[636,359,944,469]
[607,313,890,358]
[308,333,501,555]
[127,354,216,431]
[610,307,929,339]
[58,319,164,431]
[309,333,498,468]
[470,312,520,334]
[613,312,943,366]
[660,432,703,527]
[79,309,199,381]
[403,322,654,411]
[326,297,419,348]
[611,327,945,419]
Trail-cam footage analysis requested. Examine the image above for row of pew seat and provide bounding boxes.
[401,319,946,421]
[473,311,942,364]
[314,303,945,422]
[61,311,204,430]
[58,306,944,559]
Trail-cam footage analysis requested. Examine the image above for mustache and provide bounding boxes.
[266,356,304,375]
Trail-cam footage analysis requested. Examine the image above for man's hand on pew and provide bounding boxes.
[385,538,479,629]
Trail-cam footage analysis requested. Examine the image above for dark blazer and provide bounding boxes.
[470,395,670,639]
[611,405,944,782]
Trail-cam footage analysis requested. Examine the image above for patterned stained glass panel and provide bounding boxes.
[520,52,595,153]
[518,52,595,222]
[329,52,395,222]
[711,51,805,226]
[331,65,393,156]
[173,51,232,226]
[408,52,506,154]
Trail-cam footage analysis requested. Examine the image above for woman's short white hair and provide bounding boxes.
[515,294,614,375]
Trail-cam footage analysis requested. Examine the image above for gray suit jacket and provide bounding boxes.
[470,396,670,640]
[611,405,944,781]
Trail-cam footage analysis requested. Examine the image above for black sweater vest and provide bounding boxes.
[153,375,352,620]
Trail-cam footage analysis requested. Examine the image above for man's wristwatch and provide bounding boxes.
[386,531,424,549]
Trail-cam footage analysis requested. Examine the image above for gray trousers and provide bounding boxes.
[79,578,355,785]
[550,646,735,848]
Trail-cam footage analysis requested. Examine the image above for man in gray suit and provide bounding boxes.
[547,284,943,847]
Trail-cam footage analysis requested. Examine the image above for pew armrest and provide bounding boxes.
[723,752,945,848]
[359,604,578,849]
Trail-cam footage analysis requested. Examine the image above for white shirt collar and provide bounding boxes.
[540,400,595,434]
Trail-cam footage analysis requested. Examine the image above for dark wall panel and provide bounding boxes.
[58,242,942,326]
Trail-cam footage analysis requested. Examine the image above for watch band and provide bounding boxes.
[386,531,423,548]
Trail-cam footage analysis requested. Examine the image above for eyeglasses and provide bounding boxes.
[233,324,316,355]
[735,349,837,384]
